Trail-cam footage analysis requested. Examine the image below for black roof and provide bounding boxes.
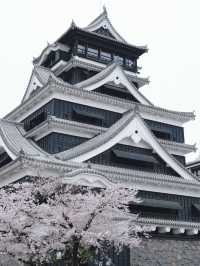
[57,26,147,58]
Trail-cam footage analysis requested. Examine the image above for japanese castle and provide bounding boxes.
[1,7,200,265]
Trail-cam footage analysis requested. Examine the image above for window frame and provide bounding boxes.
[100,50,112,62]
[87,46,99,59]
[77,43,86,56]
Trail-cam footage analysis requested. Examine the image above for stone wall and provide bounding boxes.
[130,238,200,266]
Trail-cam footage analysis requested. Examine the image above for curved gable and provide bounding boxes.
[64,169,114,188]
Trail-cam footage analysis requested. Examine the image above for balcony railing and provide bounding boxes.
[76,46,138,73]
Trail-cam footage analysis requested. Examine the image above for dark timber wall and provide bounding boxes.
[137,191,200,222]
[36,133,184,176]
[36,133,86,154]
[23,99,185,143]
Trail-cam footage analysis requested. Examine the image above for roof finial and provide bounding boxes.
[103,5,108,15]
[71,19,76,29]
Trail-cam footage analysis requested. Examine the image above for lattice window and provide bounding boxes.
[87,46,99,58]
[100,50,112,62]
[77,44,86,55]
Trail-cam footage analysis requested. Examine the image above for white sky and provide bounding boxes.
[0,0,199,162]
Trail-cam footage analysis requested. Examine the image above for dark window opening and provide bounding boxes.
[173,155,185,166]
[58,68,98,84]
[42,51,56,68]
[125,58,135,68]
[146,119,184,143]
[24,99,121,130]
[132,82,139,89]
[111,149,159,170]
[192,204,200,217]
[36,133,86,154]
[60,50,70,61]
[190,167,200,176]
[72,109,105,127]
[129,199,181,219]
[25,111,47,131]
[112,149,159,163]
[94,85,139,102]
[58,69,74,83]
[88,144,181,177]
[80,69,97,81]
[0,152,12,168]
[152,130,171,141]
[130,205,179,217]
[41,50,69,68]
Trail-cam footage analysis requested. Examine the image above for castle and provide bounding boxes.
[1,7,200,265]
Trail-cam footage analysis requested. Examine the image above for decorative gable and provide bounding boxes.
[56,109,197,182]
[84,7,127,44]
[94,27,116,40]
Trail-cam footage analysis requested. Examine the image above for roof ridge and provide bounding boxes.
[5,77,195,123]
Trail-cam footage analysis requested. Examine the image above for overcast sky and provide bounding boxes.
[0,0,199,162]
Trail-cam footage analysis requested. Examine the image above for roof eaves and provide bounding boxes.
[79,26,148,52]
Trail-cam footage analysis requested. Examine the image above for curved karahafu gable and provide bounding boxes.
[0,119,47,160]
[74,62,152,106]
[63,169,115,188]
[56,108,197,182]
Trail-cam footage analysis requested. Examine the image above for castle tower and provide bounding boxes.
[0,8,200,265]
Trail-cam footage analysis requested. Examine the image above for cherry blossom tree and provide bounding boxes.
[0,176,148,266]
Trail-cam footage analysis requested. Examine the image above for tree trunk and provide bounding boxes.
[72,240,80,266]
